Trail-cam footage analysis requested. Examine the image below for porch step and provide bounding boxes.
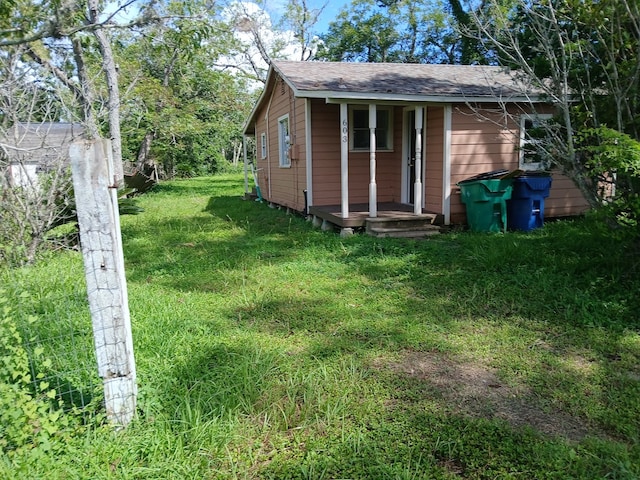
[367,226,442,238]
[365,214,441,238]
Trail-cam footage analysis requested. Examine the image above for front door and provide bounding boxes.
[404,108,424,205]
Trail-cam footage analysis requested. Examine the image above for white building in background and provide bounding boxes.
[1,122,84,189]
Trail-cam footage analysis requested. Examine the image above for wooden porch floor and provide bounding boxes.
[308,203,440,228]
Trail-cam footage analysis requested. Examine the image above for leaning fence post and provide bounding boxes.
[69,138,137,427]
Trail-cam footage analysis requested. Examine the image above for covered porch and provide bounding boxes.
[325,104,430,219]
[307,102,441,237]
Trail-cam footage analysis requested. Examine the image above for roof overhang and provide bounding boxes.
[242,65,279,136]
[242,62,549,135]
[321,92,544,104]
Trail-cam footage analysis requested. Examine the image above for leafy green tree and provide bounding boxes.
[471,0,640,229]
[278,0,325,61]
[113,2,254,178]
[125,65,252,177]
[0,0,130,266]
[316,0,398,62]
[446,0,493,64]
[316,0,479,63]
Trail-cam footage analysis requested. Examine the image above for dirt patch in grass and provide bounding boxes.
[375,351,591,442]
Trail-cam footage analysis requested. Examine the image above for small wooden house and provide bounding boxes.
[242,61,588,235]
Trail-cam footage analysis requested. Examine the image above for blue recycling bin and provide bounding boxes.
[507,175,552,231]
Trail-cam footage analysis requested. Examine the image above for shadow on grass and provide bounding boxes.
[122,194,323,288]
[256,408,633,479]
[160,322,637,479]
[124,176,639,476]
[166,340,281,419]
[146,177,242,197]
[343,223,639,331]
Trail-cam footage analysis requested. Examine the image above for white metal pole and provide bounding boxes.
[242,135,249,196]
[414,107,423,214]
[443,105,452,225]
[340,103,349,218]
[369,104,377,218]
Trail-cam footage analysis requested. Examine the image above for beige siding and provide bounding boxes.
[448,107,519,223]
[546,172,590,217]
[310,101,341,205]
[448,105,589,224]
[253,95,270,201]
[254,75,307,211]
[450,107,520,179]
[424,106,444,214]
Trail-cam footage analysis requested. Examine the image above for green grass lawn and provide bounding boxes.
[2,173,639,479]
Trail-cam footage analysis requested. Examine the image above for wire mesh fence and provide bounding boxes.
[1,138,137,431]
[2,263,102,417]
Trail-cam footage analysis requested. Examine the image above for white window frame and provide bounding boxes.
[277,114,291,168]
[349,105,393,152]
[520,113,553,171]
[260,132,267,159]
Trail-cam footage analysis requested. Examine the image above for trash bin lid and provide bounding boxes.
[516,175,553,191]
[459,169,509,183]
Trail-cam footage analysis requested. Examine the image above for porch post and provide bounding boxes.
[242,135,249,197]
[443,105,452,225]
[369,104,377,217]
[414,107,423,214]
[305,98,313,210]
[340,103,349,218]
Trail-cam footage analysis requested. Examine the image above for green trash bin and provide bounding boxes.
[458,177,514,233]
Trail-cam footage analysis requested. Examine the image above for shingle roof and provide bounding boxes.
[1,122,83,165]
[243,61,545,134]
[272,60,540,101]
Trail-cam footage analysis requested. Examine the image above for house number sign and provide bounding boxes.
[342,119,348,142]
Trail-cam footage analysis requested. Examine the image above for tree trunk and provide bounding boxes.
[135,130,155,172]
[88,0,124,187]
[133,47,179,175]
[71,38,100,139]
